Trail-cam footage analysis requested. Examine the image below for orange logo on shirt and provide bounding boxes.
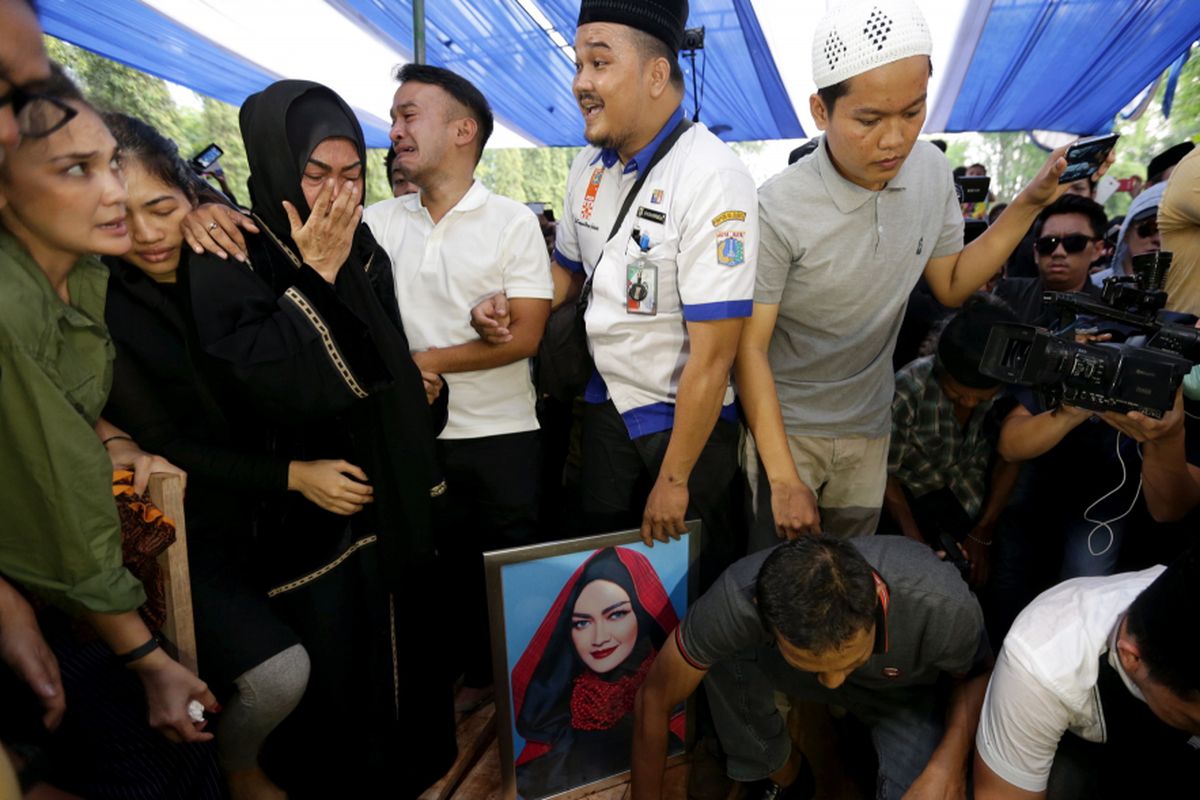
[580,167,604,221]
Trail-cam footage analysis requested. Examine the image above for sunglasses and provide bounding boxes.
[1134,219,1159,239]
[0,86,78,139]
[1035,234,1098,256]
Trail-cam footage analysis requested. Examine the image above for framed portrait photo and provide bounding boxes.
[484,523,699,800]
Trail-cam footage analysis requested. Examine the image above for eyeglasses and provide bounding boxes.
[1034,234,1098,256]
[0,86,78,139]
[1134,219,1159,239]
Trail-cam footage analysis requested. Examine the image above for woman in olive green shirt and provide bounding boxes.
[0,68,216,747]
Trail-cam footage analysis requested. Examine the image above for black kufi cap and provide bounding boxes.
[1147,141,1195,183]
[577,0,689,53]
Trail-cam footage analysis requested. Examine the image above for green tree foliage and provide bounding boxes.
[958,48,1200,218]
[476,147,581,215]
[45,37,252,204]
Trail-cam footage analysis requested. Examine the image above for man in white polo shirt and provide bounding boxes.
[736,0,1113,549]
[975,548,1200,799]
[553,0,757,585]
[364,64,552,707]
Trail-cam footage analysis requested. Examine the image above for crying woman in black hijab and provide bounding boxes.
[183,80,457,796]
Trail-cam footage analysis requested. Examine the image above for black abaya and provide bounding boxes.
[186,80,455,798]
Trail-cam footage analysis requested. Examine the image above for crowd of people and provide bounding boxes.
[1,0,1198,798]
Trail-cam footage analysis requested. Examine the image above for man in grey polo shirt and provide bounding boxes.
[631,535,990,800]
[735,0,1113,547]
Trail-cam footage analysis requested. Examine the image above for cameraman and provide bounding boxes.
[993,195,1107,326]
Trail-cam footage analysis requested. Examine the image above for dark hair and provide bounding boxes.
[383,143,396,177]
[929,139,947,153]
[103,113,197,203]
[818,57,933,115]
[936,293,1017,389]
[968,163,986,173]
[12,61,88,137]
[952,165,967,179]
[394,63,494,163]
[987,202,1007,226]
[630,28,685,91]
[1125,547,1200,698]
[1033,193,1108,240]
[755,537,877,654]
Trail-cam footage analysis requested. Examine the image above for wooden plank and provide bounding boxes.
[449,743,691,800]
[421,703,498,800]
[148,473,197,674]
[453,739,504,800]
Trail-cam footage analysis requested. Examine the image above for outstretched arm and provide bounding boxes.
[631,634,707,800]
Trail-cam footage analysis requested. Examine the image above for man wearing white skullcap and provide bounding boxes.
[736,0,1113,553]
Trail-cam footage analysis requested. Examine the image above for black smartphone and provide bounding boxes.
[191,143,223,171]
[1059,133,1119,184]
[954,175,990,205]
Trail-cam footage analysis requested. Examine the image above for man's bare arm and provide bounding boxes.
[642,316,744,544]
[973,754,1045,800]
[631,634,707,800]
[734,302,820,537]
[905,667,991,799]
[414,297,550,375]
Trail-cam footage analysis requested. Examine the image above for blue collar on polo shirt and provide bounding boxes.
[592,105,686,175]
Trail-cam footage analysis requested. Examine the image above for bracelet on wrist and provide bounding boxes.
[967,532,993,546]
[102,435,134,448]
[115,636,160,665]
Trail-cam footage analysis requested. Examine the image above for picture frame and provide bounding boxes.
[484,522,700,800]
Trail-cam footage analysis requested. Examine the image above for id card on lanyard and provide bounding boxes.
[626,231,657,315]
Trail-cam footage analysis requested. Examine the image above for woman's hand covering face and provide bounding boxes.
[282,178,362,283]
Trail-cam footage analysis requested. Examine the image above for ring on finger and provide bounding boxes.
[208,221,219,231]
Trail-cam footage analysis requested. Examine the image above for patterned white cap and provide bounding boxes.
[812,0,933,89]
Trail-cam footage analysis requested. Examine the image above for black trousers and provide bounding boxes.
[438,430,541,687]
[579,400,744,592]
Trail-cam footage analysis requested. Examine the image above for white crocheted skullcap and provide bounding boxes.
[812,0,933,89]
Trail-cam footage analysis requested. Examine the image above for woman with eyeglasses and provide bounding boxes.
[0,66,223,796]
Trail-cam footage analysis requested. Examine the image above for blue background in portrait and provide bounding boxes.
[500,534,691,761]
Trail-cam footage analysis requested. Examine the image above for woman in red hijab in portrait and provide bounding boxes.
[509,547,686,799]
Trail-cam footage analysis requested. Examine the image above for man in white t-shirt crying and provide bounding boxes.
[364,64,553,710]
[975,547,1200,799]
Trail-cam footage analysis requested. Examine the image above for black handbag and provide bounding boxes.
[536,119,693,403]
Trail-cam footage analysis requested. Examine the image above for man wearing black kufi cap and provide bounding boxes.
[975,547,1200,798]
[525,2,758,584]
[1146,141,1195,187]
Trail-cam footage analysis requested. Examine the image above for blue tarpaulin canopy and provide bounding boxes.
[36,1,1200,149]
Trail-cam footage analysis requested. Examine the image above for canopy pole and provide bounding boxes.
[413,0,426,64]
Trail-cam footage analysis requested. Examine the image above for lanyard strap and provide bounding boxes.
[580,118,694,303]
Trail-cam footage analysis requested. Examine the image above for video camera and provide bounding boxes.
[980,251,1199,418]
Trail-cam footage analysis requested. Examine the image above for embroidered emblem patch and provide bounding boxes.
[711,210,747,227]
[650,189,664,205]
[580,167,604,221]
[716,231,746,267]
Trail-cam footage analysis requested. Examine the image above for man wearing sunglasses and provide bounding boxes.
[0,0,52,165]
[994,194,1108,326]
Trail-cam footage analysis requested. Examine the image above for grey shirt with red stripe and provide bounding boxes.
[677,536,988,688]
